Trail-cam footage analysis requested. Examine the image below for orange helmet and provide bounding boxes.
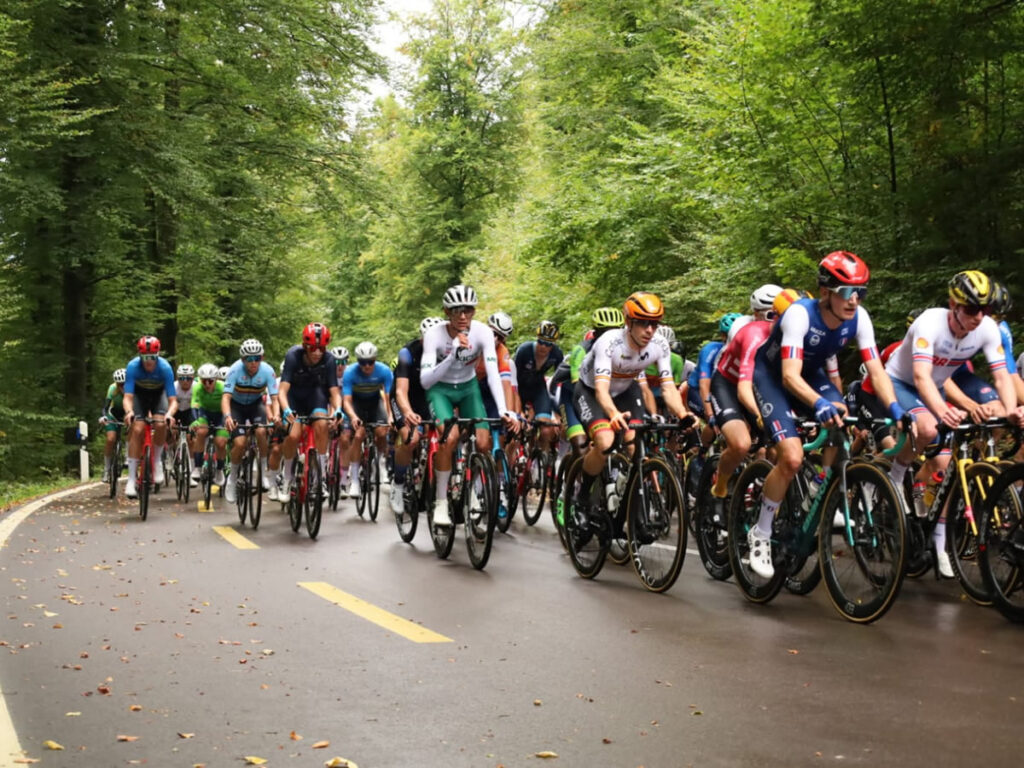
[623,292,664,322]
[773,288,803,317]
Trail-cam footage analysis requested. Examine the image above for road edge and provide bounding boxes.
[0,481,101,767]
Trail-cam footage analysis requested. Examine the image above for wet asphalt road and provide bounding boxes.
[1,480,1022,768]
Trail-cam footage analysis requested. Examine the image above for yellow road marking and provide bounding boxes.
[298,581,452,643]
[213,525,260,550]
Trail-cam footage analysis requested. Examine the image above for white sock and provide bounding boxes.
[127,458,139,478]
[756,497,781,538]
[153,444,164,465]
[933,520,947,553]
[104,455,113,470]
[319,453,327,476]
[349,461,360,479]
[435,470,451,501]
[889,460,909,486]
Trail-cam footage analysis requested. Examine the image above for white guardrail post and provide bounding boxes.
[78,420,89,481]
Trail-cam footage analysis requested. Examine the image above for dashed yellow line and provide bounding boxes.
[213,525,260,550]
[298,581,452,643]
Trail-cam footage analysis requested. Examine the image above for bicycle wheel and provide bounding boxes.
[727,459,787,603]
[606,454,632,566]
[521,448,547,526]
[355,449,369,518]
[202,441,214,510]
[368,446,381,522]
[550,452,572,550]
[948,461,1004,605]
[561,456,609,579]
[818,462,906,623]
[427,497,456,559]
[626,456,687,593]
[251,456,263,530]
[237,454,250,526]
[682,451,703,536]
[327,440,342,511]
[179,440,191,503]
[464,452,497,570]
[109,439,123,499]
[139,446,151,521]
[693,454,732,581]
[978,463,1024,623]
[288,458,302,532]
[395,475,419,543]
[495,449,514,534]
[305,451,323,539]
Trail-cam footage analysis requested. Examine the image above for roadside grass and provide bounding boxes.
[0,475,92,513]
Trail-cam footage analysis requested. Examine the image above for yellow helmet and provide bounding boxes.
[948,270,993,306]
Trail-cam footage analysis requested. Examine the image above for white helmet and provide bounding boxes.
[354,341,378,361]
[330,346,349,363]
[216,366,230,381]
[113,368,127,384]
[176,364,195,378]
[239,338,264,357]
[750,283,783,312]
[197,363,218,380]
[442,284,478,309]
[656,325,676,344]
[420,316,444,337]
[279,360,285,374]
[488,311,513,338]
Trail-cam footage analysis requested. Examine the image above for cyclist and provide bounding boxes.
[392,317,444,513]
[122,336,178,499]
[342,341,394,499]
[885,270,1024,577]
[706,286,788,519]
[420,284,519,527]
[728,283,783,342]
[645,325,687,417]
[174,364,195,425]
[990,281,1024,407]
[222,339,280,504]
[548,307,625,452]
[571,292,691,512]
[216,366,230,382]
[190,363,229,488]
[278,322,342,497]
[513,320,564,452]
[479,312,518,421]
[747,251,907,579]
[267,359,289,501]
[329,346,353,495]
[98,368,127,483]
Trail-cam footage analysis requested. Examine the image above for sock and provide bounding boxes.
[319,453,327,476]
[127,458,139,479]
[217,459,225,470]
[755,496,781,538]
[889,460,909,486]
[194,452,203,467]
[230,464,239,481]
[285,461,294,483]
[153,444,164,464]
[349,461,360,480]
[394,464,408,484]
[933,520,947,553]
[435,470,451,500]
[104,455,113,470]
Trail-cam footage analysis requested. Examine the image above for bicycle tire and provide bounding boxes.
[396,475,419,543]
[494,449,514,534]
[288,457,302,532]
[305,451,322,539]
[202,438,214,510]
[561,456,608,579]
[251,455,263,529]
[139,446,151,521]
[693,454,732,581]
[427,498,456,559]
[818,462,906,623]
[356,448,369,518]
[179,439,191,503]
[627,456,687,593]
[110,439,123,499]
[550,452,572,550]
[948,461,1004,605]
[521,448,547,526]
[328,440,342,511]
[464,452,497,570]
[368,445,381,522]
[682,452,703,537]
[978,462,1024,623]
[726,459,787,603]
[237,454,250,526]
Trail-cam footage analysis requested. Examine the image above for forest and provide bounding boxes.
[1,0,1022,479]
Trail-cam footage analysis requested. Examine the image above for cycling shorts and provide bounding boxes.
[708,371,760,433]
[134,389,169,418]
[288,387,330,417]
[427,379,487,429]
[558,383,584,440]
[752,367,840,443]
[521,386,555,421]
[572,380,645,439]
[192,409,230,439]
[352,397,388,428]
[228,400,268,440]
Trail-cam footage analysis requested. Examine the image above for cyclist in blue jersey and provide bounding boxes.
[122,335,179,498]
[279,322,342,497]
[747,251,908,578]
[222,339,280,504]
[342,341,394,499]
[991,281,1024,406]
[513,320,564,451]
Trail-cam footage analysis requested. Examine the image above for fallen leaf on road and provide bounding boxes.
[43,741,64,750]
[788,649,800,655]
[129,705,142,711]
[324,759,358,768]
[243,758,267,766]
[602,738,612,744]
[65,712,81,717]
[533,699,542,706]
[13,758,40,764]
[535,751,558,759]
[97,685,111,695]
[312,740,330,749]
[117,735,139,742]
[178,732,194,739]
[290,731,302,741]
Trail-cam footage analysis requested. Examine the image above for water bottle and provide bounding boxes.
[605,478,619,512]
[801,469,824,513]
[922,471,943,509]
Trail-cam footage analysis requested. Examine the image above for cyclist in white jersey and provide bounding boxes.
[420,283,519,526]
[886,270,1024,576]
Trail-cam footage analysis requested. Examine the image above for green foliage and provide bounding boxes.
[0,406,80,482]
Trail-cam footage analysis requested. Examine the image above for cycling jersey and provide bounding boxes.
[281,345,339,392]
[395,339,430,419]
[757,298,879,374]
[475,340,513,383]
[645,352,685,396]
[885,308,1006,388]
[104,383,125,416]
[686,341,723,390]
[224,360,279,405]
[999,319,1017,376]
[514,342,564,398]
[342,361,393,400]
[578,328,673,395]
[124,356,175,396]
[174,380,194,405]
[716,320,772,384]
[860,340,901,396]
[191,381,225,412]
[421,320,509,415]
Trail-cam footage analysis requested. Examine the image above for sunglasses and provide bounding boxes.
[178,376,194,382]
[632,319,660,330]
[201,378,216,384]
[358,358,376,367]
[764,310,778,321]
[243,355,262,363]
[450,306,475,316]
[832,286,868,301]
[537,340,554,347]
[303,343,326,352]
[960,303,991,317]
[140,354,158,361]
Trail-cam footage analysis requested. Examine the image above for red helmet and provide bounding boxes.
[302,322,331,349]
[137,335,161,355]
[818,251,869,288]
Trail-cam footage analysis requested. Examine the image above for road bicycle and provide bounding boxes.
[355,421,388,522]
[510,420,556,527]
[326,431,345,511]
[491,421,518,534]
[234,423,266,530]
[559,417,690,593]
[171,424,191,503]
[978,460,1024,623]
[106,420,126,500]
[286,415,328,539]
[132,416,162,521]
[394,423,439,544]
[727,416,908,623]
[427,417,501,570]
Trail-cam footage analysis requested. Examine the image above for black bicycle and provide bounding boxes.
[356,421,388,522]
[234,423,266,530]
